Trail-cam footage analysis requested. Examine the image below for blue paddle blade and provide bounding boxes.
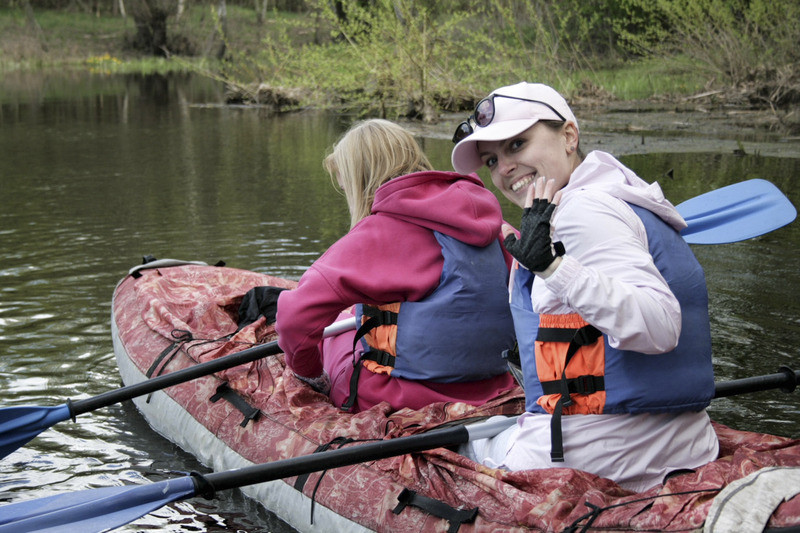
[0,405,72,460]
[678,179,796,244]
[0,476,196,533]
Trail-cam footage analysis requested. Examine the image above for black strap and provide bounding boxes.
[541,375,605,396]
[293,435,379,525]
[210,383,260,427]
[563,502,603,533]
[340,349,397,412]
[145,330,193,378]
[563,487,724,533]
[537,324,601,344]
[392,488,478,533]
[544,324,603,462]
[362,305,399,323]
[145,342,181,378]
[293,436,357,492]
[361,349,396,367]
[144,330,193,403]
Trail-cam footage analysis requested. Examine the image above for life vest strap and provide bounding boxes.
[362,305,399,324]
[340,349,397,412]
[361,349,396,367]
[541,374,605,396]
[341,359,364,412]
[537,324,602,344]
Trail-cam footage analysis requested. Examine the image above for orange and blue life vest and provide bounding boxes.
[341,232,515,410]
[510,203,714,461]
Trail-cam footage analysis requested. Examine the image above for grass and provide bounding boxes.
[577,57,708,100]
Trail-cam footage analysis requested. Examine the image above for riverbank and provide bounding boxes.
[2,5,799,146]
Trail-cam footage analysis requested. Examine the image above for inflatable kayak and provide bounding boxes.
[111,259,800,532]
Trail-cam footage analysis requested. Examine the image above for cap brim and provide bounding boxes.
[451,118,537,175]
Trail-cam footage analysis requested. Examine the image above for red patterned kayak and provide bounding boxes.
[111,260,800,532]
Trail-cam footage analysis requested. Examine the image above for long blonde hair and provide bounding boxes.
[324,119,433,228]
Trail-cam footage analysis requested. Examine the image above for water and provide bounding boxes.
[1,71,799,532]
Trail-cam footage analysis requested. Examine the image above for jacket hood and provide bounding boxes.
[370,171,503,247]
[564,151,687,231]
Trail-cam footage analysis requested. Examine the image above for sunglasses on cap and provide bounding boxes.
[451,93,568,144]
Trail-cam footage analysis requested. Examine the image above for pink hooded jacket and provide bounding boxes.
[276,170,516,411]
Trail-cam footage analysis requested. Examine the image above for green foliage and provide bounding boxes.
[622,0,800,86]
[311,0,481,119]
[2,1,797,112]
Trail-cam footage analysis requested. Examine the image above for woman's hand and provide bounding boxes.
[502,177,564,276]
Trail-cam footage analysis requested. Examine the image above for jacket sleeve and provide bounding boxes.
[539,190,682,354]
[276,221,443,378]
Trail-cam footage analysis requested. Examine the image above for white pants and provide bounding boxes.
[461,410,719,493]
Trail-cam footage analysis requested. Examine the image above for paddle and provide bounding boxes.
[676,179,796,244]
[1,368,798,533]
[0,317,357,461]
[4,416,518,533]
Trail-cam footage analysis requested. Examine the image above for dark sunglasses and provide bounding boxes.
[451,94,568,144]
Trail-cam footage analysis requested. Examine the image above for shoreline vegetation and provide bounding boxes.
[2,0,799,132]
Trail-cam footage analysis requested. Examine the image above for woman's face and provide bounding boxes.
[477,122,579,207]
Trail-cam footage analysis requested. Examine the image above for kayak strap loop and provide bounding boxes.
[293,436,380,525]
[209,383,260,427]
[143,330,194,403]
[392,488,478,533]
[146,330,193,379]
[563,486,723,532]
[293,436,359,493]
[562,502,603,533]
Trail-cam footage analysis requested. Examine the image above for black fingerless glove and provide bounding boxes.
[503,198,565,273]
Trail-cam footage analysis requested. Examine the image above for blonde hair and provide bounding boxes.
[324,119,433,228]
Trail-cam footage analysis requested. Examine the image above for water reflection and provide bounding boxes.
[1,71,799,532]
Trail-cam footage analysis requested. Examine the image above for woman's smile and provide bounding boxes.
[511,174,536,192]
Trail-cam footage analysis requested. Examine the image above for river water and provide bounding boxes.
[1,71,799,532]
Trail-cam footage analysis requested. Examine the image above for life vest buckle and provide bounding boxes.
[363,306,398,326]
[365,349,396,367]
[574,374,601,395]
[378,310,398,325]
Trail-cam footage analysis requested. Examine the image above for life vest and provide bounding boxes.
[341,231,515,410]
[510,203,714,461]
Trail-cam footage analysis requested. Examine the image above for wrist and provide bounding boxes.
[535,256,562,278]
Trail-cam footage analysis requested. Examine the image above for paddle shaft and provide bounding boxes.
[69,317,357,418]
[69,341,280,418]
[713,366,798,398]
[194,416,516,494]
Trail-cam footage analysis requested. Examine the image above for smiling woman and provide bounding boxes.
[452,81,721,492]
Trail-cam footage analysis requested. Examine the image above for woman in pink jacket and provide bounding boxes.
[276,119,517,413]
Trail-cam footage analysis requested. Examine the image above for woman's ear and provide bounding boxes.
[564,122,579,153]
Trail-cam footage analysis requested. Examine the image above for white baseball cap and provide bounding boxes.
[451,82,578,175]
